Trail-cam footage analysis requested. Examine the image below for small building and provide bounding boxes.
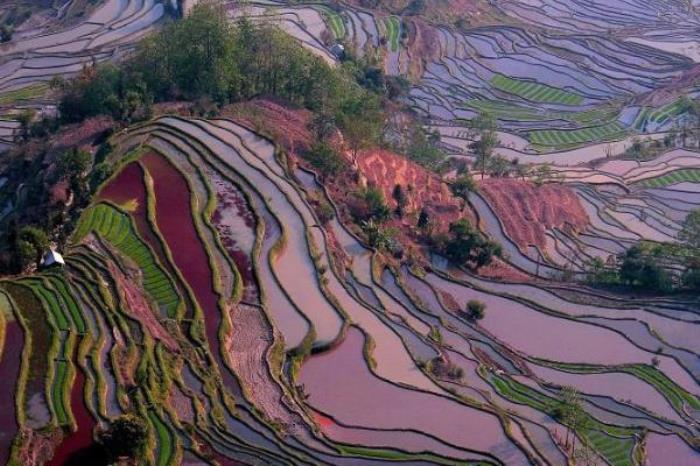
[41,249,65,268]
[330,43,345,59]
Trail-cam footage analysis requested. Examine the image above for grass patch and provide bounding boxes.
[491,74,583,105]
[487,372,637,466]
[384,16,400,52]
[636,169,700,188]
[317,6,345,39]
[149,410,175,466]
[529,121,626,147]
[0,83,50,105]
[73,203,180,317]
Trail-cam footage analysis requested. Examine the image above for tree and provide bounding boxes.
[15,110,34,142]
[465,299,486,321]
[450,173,477,201]
[98,414,148,460]
[0,24,13,43]
[361,220,397,251]
[441,219,501,269]
[469,112,498,179]
[486,154,511,178]
[618,243,673,292]
[552,386,585,451]
[417,208,430,229]
[363,187,390,222]
[303,142,346,178]
[16,226,50,269]
[679,209,700,250]
[336,93,382,160]
[392,184,407,217]
[56,148,92,181]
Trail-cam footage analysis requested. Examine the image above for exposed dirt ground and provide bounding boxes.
[223,99,313,158]
[224,303,302,434]
[479,179,589,250]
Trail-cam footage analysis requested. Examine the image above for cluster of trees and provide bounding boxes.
[587,209,700,293]
[461,112,540,181]
[433,218,502,270]
[627,96,700,160]
[59,3,386,152]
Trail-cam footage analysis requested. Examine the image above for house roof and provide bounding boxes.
[42,249,65,267]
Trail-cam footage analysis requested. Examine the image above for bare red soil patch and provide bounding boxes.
[479,179,588,250]
[223,99,312,157]
[356,148,469,230]
[225,304,302,434]
[108,261,179,352]
[50,116,113,151]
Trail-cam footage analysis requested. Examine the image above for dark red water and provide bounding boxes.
[0,321,24,465]
[141,153,221,346]
[140,154,243,395]
[98,163,170,273]
[49,368,97,465]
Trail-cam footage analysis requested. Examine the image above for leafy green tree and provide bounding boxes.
[392,184,407,217]
[303,142,346,178]
[450,173,477,201]
[56,148,91,181]
[362,220,395,250]
[417,208,430,229]
[363,187,390,222]
[441,219,501,269]
[486,154,512,178]
[469,112,498,179]
[618,243,673,292]
[465,299,486,321]
[337,93,383,159]
[0,24,13,43]
[679,209,700,250]
[98,414,148,460]
[16,225,49,269]
[405,126,446,171]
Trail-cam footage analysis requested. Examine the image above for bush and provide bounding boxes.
[440,219,501,269]
[450,174,477,200]
[465,299,486,321]
[618,243,673,292]
[303,143,346,178]
[98,414,148,459]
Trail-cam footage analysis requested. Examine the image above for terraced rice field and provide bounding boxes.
[637,168,700,188]
[383,16,400,52]
[530,121,627,148]
[0,112,696,464]
[491,75,584,106]
[317,6,345,39]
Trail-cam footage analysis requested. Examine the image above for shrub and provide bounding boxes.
[618,243,673,292]
[441,219,501,269]
[303,142,346,178]
[450,174,477,200]
[465,299,486,321]
[98,414,148,460]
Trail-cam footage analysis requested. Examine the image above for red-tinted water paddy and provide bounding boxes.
[141,152,220,346]
[49,368,97,465]
[211,183,258,303]
[0,321,23,465]
[140,153,240,393]
[97,162,172,274]
[298,327,529,465]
